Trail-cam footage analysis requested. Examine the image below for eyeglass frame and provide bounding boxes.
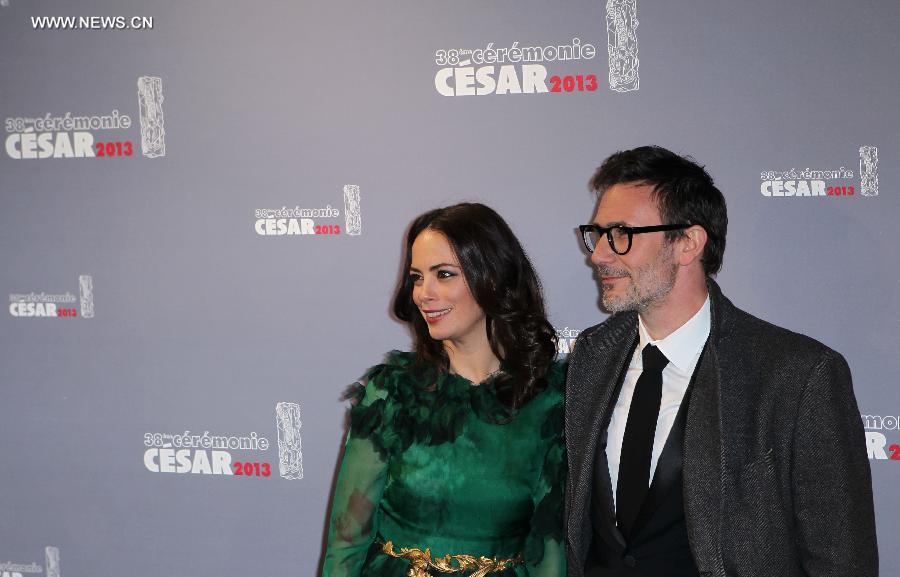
[578,223,692,255]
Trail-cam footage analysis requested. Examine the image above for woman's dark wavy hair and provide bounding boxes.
[392,203,557,409]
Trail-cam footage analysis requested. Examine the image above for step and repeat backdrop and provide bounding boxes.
[1,1,898,576]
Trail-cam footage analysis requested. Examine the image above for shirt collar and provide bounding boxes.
[638,294,711,372]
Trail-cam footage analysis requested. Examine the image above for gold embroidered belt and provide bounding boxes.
[380,540,523,577]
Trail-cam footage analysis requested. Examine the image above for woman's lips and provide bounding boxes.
[422,308,451,324]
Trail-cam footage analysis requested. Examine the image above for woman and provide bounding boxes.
[322,203,565,577]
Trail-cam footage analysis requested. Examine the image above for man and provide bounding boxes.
[565,146,877,577]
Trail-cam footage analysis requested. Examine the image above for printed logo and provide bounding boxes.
[8,275,93,319]
[759,146,880,200]
[606,0,640,92]
[433,39,600,97]
[254,185,361,237]
[433,2,642,97]
[137,76,165,158]
[0,546,60,577]
[78,275,94,319]
[863,413,900,462]
[555,326,583,356]
[143,429,271,477]
[276,402,304,480]
[142,402,302,480]
[859,146,878,197]
[44,549,58,577]
[4,76,164,160]
[343,185,362,236]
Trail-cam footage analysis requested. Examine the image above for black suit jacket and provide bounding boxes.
[565,280,878,577]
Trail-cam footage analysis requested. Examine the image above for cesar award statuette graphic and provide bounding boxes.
[275,402,303,480]
[79,275,94,319]
[45,547,60,577]
[343,185,362,236]
[137,76,165,158]
[860,146,879,197]
[606,0,639,92]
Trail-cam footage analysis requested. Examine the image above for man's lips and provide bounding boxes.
[597,268,629,284]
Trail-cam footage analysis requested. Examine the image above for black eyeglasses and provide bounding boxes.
[579,223,692,255]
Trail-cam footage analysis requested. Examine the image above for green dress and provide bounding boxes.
[322,351,566,577]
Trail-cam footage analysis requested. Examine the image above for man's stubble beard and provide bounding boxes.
[599,244,678,314]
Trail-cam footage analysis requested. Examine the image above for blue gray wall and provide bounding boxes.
[1,1,897,575]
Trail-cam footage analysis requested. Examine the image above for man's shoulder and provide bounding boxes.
[717,293,844,366]
[566,312,637,375]
[574,312,636,350]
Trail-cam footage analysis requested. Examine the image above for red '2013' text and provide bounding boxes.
[549,74,598,93]
[233,461,272,477]
[827,186,854,196]
[95,141,133,157]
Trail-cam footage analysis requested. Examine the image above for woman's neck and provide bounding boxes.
[444,339,501,384]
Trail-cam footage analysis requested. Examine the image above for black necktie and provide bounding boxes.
[616,344,669,538]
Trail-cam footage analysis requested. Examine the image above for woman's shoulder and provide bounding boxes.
[519,358,566,443]
[360,349,433,383]
[548,357,568,383]
[512,358,566,422]
[349,350,432,403]
[362,349,417,379]
[347,351,465,455]
[345,351,425,455]
[541,358,568,400]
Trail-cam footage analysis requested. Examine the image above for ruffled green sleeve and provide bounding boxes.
[524,364,567,577]
[321,373,390,577]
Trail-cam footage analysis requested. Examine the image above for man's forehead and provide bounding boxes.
[594,182,660,222]
[613,180,655,191]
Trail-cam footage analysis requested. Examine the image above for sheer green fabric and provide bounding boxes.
[322,352,566,577]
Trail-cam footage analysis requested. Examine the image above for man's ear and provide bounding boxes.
[676,225,707,267]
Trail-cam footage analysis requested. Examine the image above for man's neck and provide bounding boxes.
[639,279,709,341]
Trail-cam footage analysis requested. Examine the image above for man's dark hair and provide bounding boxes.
[393,202,557,409]
[590,145,728,276]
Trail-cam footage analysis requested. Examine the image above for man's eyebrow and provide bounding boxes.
[593,220,629,228]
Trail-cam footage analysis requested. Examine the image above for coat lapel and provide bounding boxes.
[681,279,731,576]
[682,344,724,574]
[591,343,636,549]
[566,314,638,565]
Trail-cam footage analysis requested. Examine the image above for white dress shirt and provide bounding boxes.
[606,295,711,510]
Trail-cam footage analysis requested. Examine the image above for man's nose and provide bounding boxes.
[590,237,617,266]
